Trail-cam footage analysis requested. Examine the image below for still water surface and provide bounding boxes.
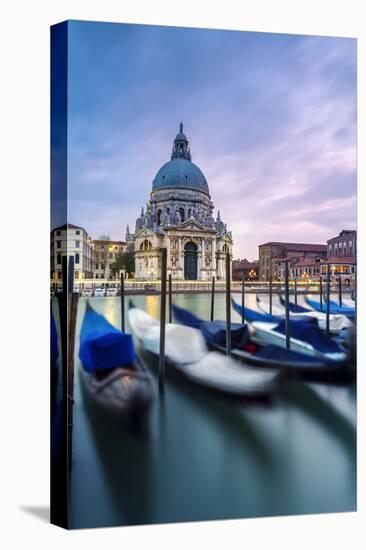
[69,293,356,529]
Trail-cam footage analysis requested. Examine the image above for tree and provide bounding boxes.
[111,252,135,277]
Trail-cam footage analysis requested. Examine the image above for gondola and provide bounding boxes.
[128,303,280,400]
[278,293,311,313]
[79,302,155,421]
[256,294,352,333]
[305,294,355,318]
[176,303,352,382]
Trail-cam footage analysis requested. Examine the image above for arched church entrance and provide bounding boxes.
[184,241,198,280]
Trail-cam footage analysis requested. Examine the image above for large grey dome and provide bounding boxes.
[152,157,209,195]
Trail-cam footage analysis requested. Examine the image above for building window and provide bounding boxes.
[56,231,61,236]
[75,253,80,264]
[75,230,80,235]
[56,240,61,248]
[75,271,79,279]
[57,253,62,264]
[75,240,80,248]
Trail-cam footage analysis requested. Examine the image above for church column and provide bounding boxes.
[201,238,205,279]
[178,237,183,278]
[198,238,204,279]
[212,239,216,274]
[166,236,171,274]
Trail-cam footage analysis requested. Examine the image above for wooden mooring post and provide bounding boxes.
[241,275,245,324]
[294,277,298,309]
[225,252,231,356]
[57,255,79,466]
[284,259,290,350]
[326,265,331,334]
[168,273,172,323]
[159,248,167,392]
[319,276,323,313]
[269,260,273,315]
[338,275,342,307]
[210,275,215,321]
[120,272,125,332]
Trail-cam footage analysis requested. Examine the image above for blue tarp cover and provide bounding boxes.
[231,298,280,323]
[305,295,355,316]
[173,304,249,348]
[273,318,341,354]
[279,294,311,313]
[79,306,135,373]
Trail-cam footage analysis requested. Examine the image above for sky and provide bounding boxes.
[66,20,356,260]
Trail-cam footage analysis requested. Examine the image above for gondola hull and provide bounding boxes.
[79,302,155,422]
[79,362,154,422]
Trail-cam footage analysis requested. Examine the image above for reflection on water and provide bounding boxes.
[68,293,356,529]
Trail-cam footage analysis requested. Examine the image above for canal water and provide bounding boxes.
[67,293,356,529]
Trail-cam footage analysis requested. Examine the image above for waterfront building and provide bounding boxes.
[51,223,95,281]
[258,242,327,280]
[130,123,233,280]
[289,256,356,285]
[232,259,259,281]
[289,229,357,285]
[327,229,357,258]
[93,239,127,279]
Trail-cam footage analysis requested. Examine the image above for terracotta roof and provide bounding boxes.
[325,256,357,265]
[292,256,356,268]
[259,242,327,252]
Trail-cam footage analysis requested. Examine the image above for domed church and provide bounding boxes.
[127,123,233,281]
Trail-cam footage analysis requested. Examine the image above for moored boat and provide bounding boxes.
[255,294,352,333]
[128,303,280,400]
[176,303,352,382]
[79,302,154,421]
[305,294,355,318]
